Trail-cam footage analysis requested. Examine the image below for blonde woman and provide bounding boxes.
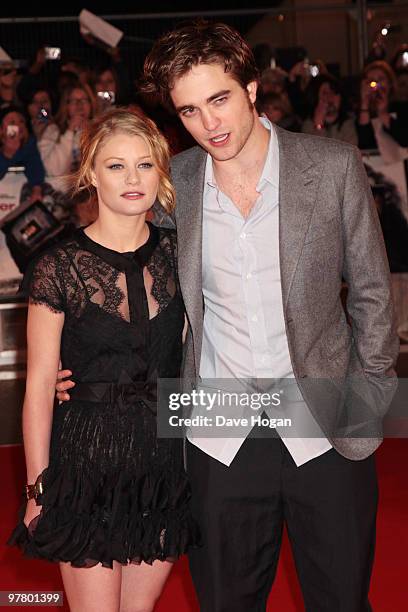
[9,108,200,612]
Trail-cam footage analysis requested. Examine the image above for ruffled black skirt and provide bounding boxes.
[8,399,201,568]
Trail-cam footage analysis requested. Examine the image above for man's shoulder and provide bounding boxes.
[170,145,206,175]
[278,126,357,164]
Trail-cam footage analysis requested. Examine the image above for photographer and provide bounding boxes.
[38,83,96,180]
[357,60,408,154]
[301,74,357,145]
[0,105,45,196]
[26,87,54,141]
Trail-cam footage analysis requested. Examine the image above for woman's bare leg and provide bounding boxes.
[60,561,122,612]
[120,560,174,612]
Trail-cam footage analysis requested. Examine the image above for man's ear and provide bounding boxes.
[246,80,258,104]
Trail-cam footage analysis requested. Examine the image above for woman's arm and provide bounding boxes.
[38,128,75,177]
[23,303,64,527]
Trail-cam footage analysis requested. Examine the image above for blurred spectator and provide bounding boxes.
[365,162,408,273]
[252,43,275,73]
[0,61,20,108]
[0,105,45,200]
[260,67,288,96]
[17,47,49,105]
[391,44,408,72]
[390,44,408,103]
[286,58,328,120]
[357,60,408,158]
[302,74,357,145]
[38,83,96,181]
[60,57,91,87]
[91,63,131,112]
[257,92,301,132]
[25,87,55,142]
[83,31,132,109]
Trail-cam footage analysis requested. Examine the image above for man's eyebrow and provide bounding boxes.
[175,90,231,113]
[207,89,231,103]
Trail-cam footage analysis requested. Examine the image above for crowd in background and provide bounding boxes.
[0,32,407,272]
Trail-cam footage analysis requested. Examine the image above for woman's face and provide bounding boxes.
[0,65,17,88]
[95,69,116,94]
[67,88,92,119]
[318,82,341,123]
[91,131,160,219]
[1,111,28,142]
[28,91,52,120]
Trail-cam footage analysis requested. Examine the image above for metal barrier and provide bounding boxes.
[0,2,408,80]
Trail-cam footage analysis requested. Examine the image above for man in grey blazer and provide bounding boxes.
[140,20,398,612]
[57,20,398,612]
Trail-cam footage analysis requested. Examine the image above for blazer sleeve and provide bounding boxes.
[341,145,399,379]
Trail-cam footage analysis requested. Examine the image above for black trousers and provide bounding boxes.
[186,432,378,612]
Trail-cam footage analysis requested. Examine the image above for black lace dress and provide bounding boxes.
[9,222,200,568]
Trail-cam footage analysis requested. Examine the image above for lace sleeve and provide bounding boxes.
[22,250,65,313]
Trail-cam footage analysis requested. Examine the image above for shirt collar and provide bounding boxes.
[204,116,279,191]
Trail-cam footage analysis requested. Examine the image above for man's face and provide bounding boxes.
[170,62,258,162]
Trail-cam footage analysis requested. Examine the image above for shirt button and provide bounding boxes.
[251,314,258,322]
[246,272,252,279]
[240,232,246,239]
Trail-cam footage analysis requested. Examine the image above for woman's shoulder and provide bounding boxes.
[29,230,82,270]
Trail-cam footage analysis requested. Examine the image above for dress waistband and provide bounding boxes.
[69,380,156,414]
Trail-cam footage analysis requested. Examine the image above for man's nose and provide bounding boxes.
[201,110,220,132]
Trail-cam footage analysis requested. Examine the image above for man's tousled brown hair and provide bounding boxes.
[141,20,259,109]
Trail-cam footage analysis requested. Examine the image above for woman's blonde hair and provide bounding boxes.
[71,107,175,212]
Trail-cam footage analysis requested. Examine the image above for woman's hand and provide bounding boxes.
[68,115,86,133]
[23,498,42,530]
[360,78,372,110]
[313,100,328,129]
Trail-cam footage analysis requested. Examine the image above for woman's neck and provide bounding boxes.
[85,214,149,253]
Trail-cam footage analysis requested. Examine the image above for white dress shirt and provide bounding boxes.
[187,118,332,466]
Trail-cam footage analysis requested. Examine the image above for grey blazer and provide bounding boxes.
[168,125,399,460]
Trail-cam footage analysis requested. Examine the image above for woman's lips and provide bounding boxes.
[121,192,145,199]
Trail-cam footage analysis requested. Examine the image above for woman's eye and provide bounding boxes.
[108,164,123,170]
[139,162,153,169]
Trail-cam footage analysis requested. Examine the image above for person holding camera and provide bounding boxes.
[357,60,408,157]
[0,105,45,199]
[26,87,54,141]
[301,74,358,144]
[38,83,96,182]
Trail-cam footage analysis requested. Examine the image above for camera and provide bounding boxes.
[309,64,320,78]
[44,47,61,61]
[97,90,115,105]
[6,125,19,138]
[37,108,49,123]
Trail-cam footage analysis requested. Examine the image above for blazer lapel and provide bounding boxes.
[275,127,322,308]
[174,147,207,369]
